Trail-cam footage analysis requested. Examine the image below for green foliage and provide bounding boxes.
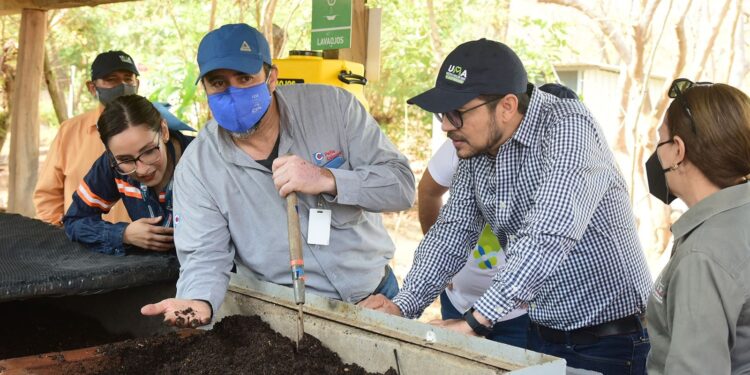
[19,0,572,162]
[511,17,572,84]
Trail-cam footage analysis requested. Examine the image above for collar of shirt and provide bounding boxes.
[672,182,750,240]
[510,86,556,148]
[87,105,105,130]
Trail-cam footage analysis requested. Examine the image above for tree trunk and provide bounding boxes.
[0,43,16,155]
[260,0,278,56]
[43,48,67,125]
[209,0,218,31]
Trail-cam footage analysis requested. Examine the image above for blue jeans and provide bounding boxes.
[439,291,529,348]
[527,320,650,375]
[372,265,399,299]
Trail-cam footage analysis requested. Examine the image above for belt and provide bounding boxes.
[534,314,646,345]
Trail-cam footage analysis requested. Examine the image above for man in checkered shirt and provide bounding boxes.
[360,39,653,375]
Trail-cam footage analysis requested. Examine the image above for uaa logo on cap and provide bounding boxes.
[445,65,468,84]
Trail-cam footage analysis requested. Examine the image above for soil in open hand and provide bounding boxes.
[93,314,397,375]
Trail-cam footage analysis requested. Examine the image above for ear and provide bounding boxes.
[498,94,518,122]
[267,65,278,93]
[672,135,687,164]
[161,120,169,142]
[134,77,140,93]
[86,81,97,96]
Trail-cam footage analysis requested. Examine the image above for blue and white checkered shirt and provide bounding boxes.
[394,88,653,330]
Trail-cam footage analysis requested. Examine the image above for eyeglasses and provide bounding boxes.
[434,97,502,129]
[668,78,712,134]
[110,133,162,175]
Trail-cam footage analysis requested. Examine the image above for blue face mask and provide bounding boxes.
[207,81,271,134]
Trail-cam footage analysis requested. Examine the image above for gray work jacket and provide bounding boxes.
[173,84,415,312]
[647,182,750,374]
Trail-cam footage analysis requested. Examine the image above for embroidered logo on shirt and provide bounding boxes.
[652,275,665,304]
[173,214,180,228]
[312,150,345,168]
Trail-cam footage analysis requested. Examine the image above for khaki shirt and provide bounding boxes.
[647,183,750,374]
[33,107,130,225]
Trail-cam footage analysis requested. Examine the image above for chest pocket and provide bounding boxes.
[297,193,365,230]
[328,202,365,228]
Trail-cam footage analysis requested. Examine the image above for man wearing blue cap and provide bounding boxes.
[141,24,414,326]
[360,39,652,375]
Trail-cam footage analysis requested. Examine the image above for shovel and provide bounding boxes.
[286,192,305,350]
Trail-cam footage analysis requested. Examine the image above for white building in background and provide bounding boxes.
[555,63,667,145]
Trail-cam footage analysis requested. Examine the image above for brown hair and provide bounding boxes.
[666,83,750,188]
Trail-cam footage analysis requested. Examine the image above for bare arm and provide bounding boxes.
[417,169,449,234]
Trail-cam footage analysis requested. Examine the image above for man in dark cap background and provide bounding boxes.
[34,50,140,226]
[34,51,194,226]
[360,39,652,375]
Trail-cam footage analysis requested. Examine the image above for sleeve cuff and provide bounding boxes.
[105,222,129,255]
[474,292,514,324]
[392,290,423,319]
[324,168,361,205]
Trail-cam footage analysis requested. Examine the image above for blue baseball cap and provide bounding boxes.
[195,24,272,84]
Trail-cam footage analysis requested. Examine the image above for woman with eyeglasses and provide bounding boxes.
[646,79,750,374]
[63,95,194,255]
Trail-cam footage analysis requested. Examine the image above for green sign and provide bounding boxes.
[311,0,352,50]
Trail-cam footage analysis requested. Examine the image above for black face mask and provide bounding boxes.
[96,83,137,105]
[645,151,678,204]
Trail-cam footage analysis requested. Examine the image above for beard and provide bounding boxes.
[450,115,504,159]
[228,123,260,140]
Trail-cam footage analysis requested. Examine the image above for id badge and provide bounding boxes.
[307,208,331,246]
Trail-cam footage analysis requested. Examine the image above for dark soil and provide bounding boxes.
[0,300,133,359]
[91,315,397,375]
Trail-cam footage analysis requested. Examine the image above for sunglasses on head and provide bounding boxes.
[668,78,713,134]
[434,96,503,129]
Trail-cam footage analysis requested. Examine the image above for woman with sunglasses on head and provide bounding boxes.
[63,95,194,255]
[646,79,750,374]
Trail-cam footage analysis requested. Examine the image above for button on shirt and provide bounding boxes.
[393,88,652,330]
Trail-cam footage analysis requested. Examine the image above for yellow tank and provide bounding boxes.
[274,51,369,110]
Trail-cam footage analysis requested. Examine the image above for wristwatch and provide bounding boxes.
[463,307,492,336]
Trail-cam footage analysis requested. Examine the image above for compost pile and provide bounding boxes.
[90,314,397,375]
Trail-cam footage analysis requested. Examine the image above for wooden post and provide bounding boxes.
[8,8,46,217]
[323,0,368,65]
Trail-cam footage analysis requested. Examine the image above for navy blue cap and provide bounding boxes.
[195,24,272,84]
[91,51,139,81]
[408,39,527,113]
[152,102,196,132]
